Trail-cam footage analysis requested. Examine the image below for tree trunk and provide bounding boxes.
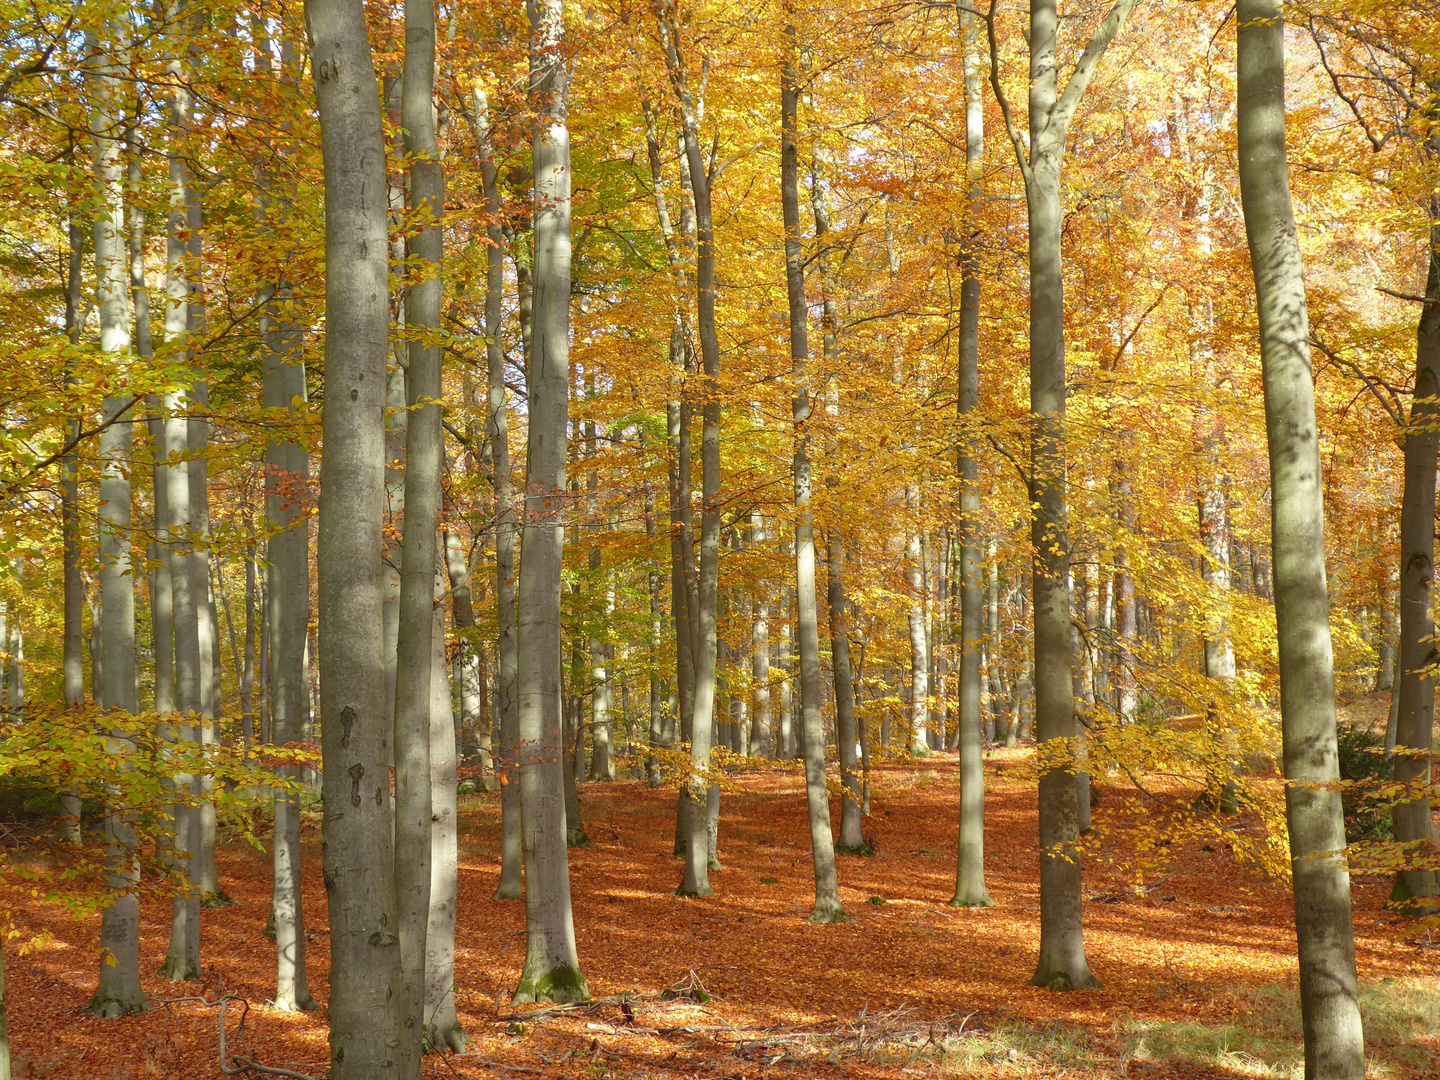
[474,87,523,900]
[513,0,589,1003]
[906,519,930,755]
[781,20,843,921]
[1237,2,1365,1071]
[828,528,865,854]
[308,0,404,1065]
[998,0,1136,991]
[659,5,721,899]
[157,73,202,985]
[810,152,860,849]
[985,543,1002,743]
[392,0,444,1065]
[60,207,85,844]
[952,0,990,908]
[252,21,317,1012]
[750,514,773,759]
[1390,218,1440,909]
[87,19,149,1015]
[426,568,465,1051]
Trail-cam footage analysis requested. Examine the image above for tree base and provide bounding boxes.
[512,964,590,1006]
[1029,967,1100,992]
[84,991,151,1019]
[949,890,993,908]
[272,991,320,1012]
[807,906,851,924]
[492,880,523,901]
[567,829,592,849]
[203,890,237,908]
[1388,873,1440,916]
[426,1019,468,1053]
[836,842,875,857]
[674,884,714,898]
[157,954,202,982]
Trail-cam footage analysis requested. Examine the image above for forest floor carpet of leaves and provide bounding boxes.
[6,726,1439,1078]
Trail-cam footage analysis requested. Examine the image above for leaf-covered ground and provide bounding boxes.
[6,737,1438,1079]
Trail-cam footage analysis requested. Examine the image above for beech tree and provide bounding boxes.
[1236,0,1365,1072]
[307,0,404,1068]
[512,0,589,1005]
[989,0,1137,990]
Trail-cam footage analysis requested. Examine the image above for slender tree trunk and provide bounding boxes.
[995,0,1136,991]
[750,513,772,759]
[241,543,256,745]
[86,21,148,1015]
[513,0,589,1003]
[906,519,930,755]
[308,0,404,1065]
[1391,217,1440,909]
[635,78,699,842]
[158,16,203,975]
[446,532,487,784]
[985,544,1002,743]
[60,208,85,844]
[257,24,316,1010]
[426,564,465,1051]
[952,0,991,908]
[392,0,443,1065]
[781,17,843,921]
[810,153,860,850]
[659,5,721,898]
[1237,3,1365,1071]
[1113,471,1138,721]
[475,87,523,900]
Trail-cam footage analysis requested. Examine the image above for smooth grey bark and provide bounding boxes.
[782,22,844,921]
[241,546,256,745]
[383,361,407,746]
[777,618,795,758]
[513,0,589,1004]
[475,87,523,900]
[128,127,171,732]
[985,543,1002,742]
[307,0,404,1066]
[1375,605,1394,693]
[1391,222,1440,908]
[1113,469,1138,721]
[905,520,930,755]
[749,514,773,759]
[263,302,316,1010]
[257,21,316,1010]
[59,208,85,843]
[157,24,202,977]
[1236,2,1365,1072]
[646,474,667,785]
[659,5,721,898]
[446,531,487,781]
[85,23,147,1015]
[392,0,443,1065]
[952,0,991,908]
[425,569,465,1051]
[636,83,698,837]
[586,415,615,782]
[186,167,222,906]
[562,638,590,847]
[809,161,861,851]
[827,528,865,854]
[989,0,1135,990]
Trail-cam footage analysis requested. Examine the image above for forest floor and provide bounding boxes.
[5,694,1439,1080]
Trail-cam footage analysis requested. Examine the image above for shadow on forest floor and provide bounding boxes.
[4,747,1439,1079]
